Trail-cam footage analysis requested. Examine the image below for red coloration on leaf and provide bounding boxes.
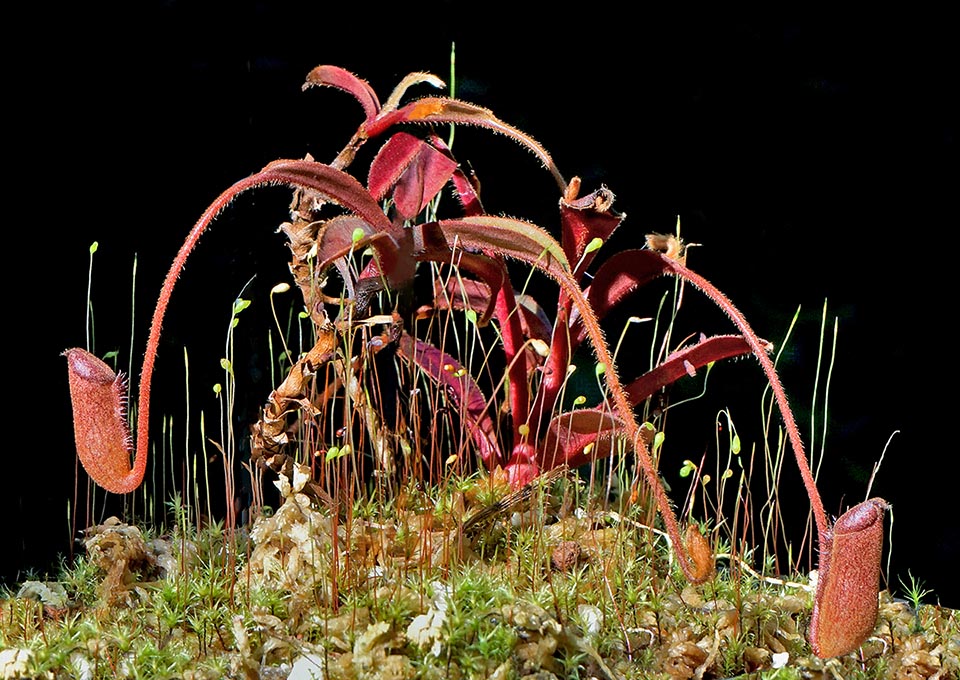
[429,134,484,216]
[412,222,506,325]
[513,294,553,343]
[433,278,493,323]
[559,182,624,279]
[625,335,757,404]
[571,249,669,346]
[65,348,143,494]
[392,148,456,220]
[449,166,483,216]
[809,498,889,658]
[396,333,502,466]
[504,442,539,488]
[303,65,380,123]
[363,98,566,192]
[436,217,570,275]
[525,335,757,477]
[527,305,571,433]
[540,409,628,470]
[368,133,424,200]
[432,264,546,333]
[531,250,755,447]
[314,214,414,294]
[368,133,457,220]
[526,181,624,431]
[347,220,509,325]
[258,159,393,232]
[61,158,396,498]
[263,159,419,292]
[315,214,378,257]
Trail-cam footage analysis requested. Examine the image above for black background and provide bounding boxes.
[6,4,956,607]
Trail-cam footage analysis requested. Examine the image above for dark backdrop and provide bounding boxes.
[7,4,956,607]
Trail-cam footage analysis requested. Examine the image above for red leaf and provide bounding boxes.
[570,249,669,346]
[539,409,628,470]
[433,277,492,321]
[435,217,570,276]
[559,180,624,279]
[449,166,484,216]
[396,333,502,465]
[313,215,413,292]
[412,222,507,325]
[624,335,757,405]
[303,65,380,123]
[514,294,553,342]
[368,133,423,201]
[527,306,571,430]
[368,133,458,220]
[258,159,392,232]
[392,147,457,220]
[363,97,566,191]
[429,134,484,216]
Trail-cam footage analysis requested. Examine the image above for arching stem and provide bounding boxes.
[656,256,829,538]
[68,160,390,494]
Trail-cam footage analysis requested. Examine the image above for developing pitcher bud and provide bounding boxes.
[684,525,716,583]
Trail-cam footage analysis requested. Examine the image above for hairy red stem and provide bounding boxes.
[655,256,830,537]
[68,160,388,493]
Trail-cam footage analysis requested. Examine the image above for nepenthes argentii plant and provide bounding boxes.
[65,64,887,658]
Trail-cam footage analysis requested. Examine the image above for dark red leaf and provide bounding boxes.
[624,334,757,405]
[429,134,484,216]
[433,277,492,319]
[570,249,670,346]
[396,333,502,465]
[368,132,423,201]
[435,217,570,276]
[313,215,413,293]
[514,294,553,342]
[539,409,628,470]
[368,133,458,220]
[392,145,457,220]
[412,222,507,325]
[449,166,484,216]
[559,181,624,279]
[527,306,571,432]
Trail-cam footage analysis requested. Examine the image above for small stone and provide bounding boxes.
[551,541,582,572]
